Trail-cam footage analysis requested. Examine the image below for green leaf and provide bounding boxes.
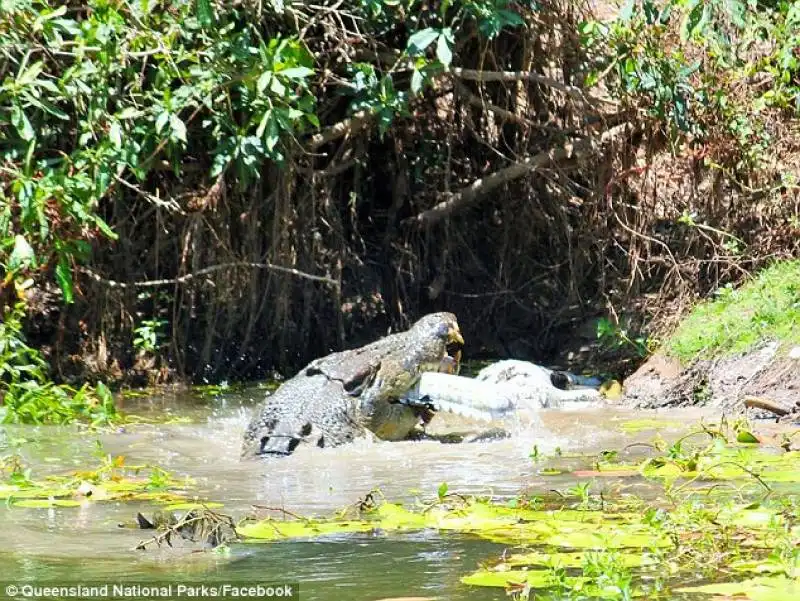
[93,216,118,240]
[257,71,273,94]
[169,114,187,143]
[256,110,273,138]
[13,499,82,508]
[95,381,113,404]
[726,0,746,29]
[677,576,800,601]
[109,121,122,149]
[737,431,760,444]
[410,69,425,94]
[437,482,448,499]
[436,34,452,67]
[196,0,215,28]
[11,106,35,141]
[270,76,287,96]
[155,111,169,134]
[682,0,706,40]
[278,67,314,80]
[9,235,36,272]
[55,256,74,304]
[407,28,440,54]
[118,107,144,120]
[17,61,44,86]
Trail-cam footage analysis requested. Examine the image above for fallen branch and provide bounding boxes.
[78,262,339,289]
[410,122,633,227]
[743,396,791,417]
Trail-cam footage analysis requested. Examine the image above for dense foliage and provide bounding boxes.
[1,0,799,406]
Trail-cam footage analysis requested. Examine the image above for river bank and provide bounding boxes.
[620,260,800,417]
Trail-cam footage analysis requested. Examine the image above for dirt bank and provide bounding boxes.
[620,343,800,416]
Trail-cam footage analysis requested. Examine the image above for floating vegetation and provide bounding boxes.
[235,421,800,599]
[0,450,207,508]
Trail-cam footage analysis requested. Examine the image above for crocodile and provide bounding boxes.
[402,359,603,421]
[241,312,464,458]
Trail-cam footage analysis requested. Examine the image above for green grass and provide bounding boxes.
[666,260,800,362]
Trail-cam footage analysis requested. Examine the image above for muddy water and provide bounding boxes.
[0,387,715,600]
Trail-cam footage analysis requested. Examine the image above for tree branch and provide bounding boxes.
[78,262,339,289]
[306,111,371,151]
[409,123,633,227]
[452,67,617,106]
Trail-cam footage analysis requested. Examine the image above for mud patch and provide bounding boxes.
[621,342,800,413]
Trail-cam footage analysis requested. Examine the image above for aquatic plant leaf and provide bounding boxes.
[0,486,73,499]
[731,559,798,575]
[481,519,671,549]
[755,470,800,483]
[238,519,375,541]
[573,468,639,478]
[427,501,522,530]
[677,576,800,601]
[716,506,781,528]
[737,431,761,444]
[640,460,692,479]
[539,468,563,475]
[542,528,670,550]
[13,499,83,508]
[372,503,428,529]
[460,568,553,588]
[506,550,656,568]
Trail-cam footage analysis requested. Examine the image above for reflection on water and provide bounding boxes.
[0,386,713,599]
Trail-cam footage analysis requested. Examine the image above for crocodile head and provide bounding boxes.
[354,312,464,438]
[241,312,464,458]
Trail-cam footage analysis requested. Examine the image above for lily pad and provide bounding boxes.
[12,499,83,508]
[461,568,553,588]
[238,519,375,541]
[505,550,657,568]
[677,576,800,601]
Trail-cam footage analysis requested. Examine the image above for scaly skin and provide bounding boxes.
[241,312,464,458]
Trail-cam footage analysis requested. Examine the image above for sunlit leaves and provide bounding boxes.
[436,29,454,67]
[169,114,187,143]
[678,576,800,601]
[407,28,440,54]
[196,0,215,28]
[1,1,320,302]
[54,254,74,303]
[9,235,36,272]
[11,106,34,141]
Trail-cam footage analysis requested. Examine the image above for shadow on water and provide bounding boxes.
[0,386,715,599]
